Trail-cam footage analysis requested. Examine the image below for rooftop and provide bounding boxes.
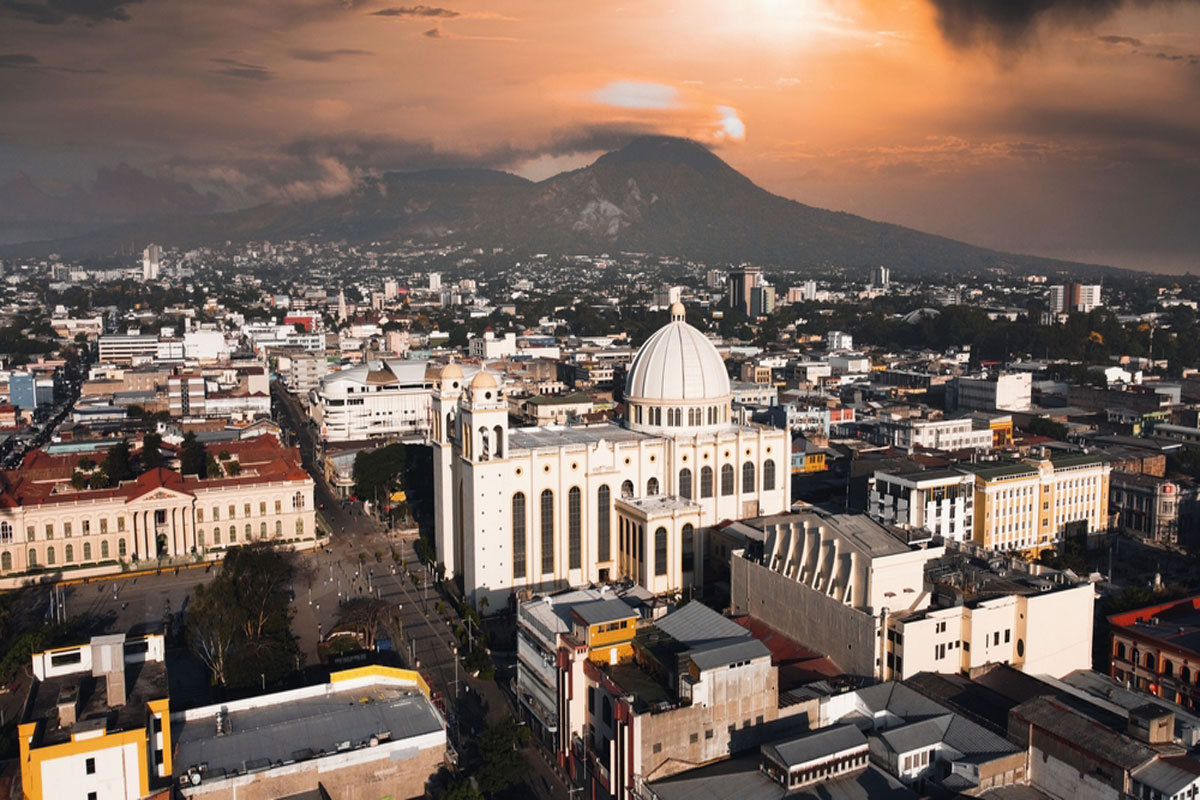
[571,598,638,627]
[646,751,915,800]
[1010,696,1156,771]
[173,683,442,782]
[26,659,168,747]
[763,724,866,769]
[508,423,651,451]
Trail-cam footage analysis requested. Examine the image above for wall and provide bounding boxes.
[731,553,877,678]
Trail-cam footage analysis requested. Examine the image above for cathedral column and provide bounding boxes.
[132,513,140,560]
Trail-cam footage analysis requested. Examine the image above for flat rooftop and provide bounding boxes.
[173,684,442,780]
[618,495,699,515]
[26,659,168,747]
[747,511,912,559]
[508,423,650,451]
[646,751,915,800]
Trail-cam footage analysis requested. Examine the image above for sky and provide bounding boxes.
[1,0,1199,272]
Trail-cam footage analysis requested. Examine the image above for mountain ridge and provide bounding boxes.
[0,135,1124,276]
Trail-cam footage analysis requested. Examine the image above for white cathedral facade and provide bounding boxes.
[431,304,790,610]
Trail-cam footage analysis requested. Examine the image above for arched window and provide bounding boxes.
[679,468,693,500]
[47,546,56,565]
[213,528,221,545]
[493,425,504,458]
[0,552,9,571]
[540,489,554,574]
[1146,652,1156,670]
[654,527,668,576]
[1116,642,1126,660]
[721,464,735,495]
[700,466,714,498]
[597,486,611,563]
[682,524,695,573]
[101,540,109,559]
[568,487,582,570]
[64,544,74,563]
[118,539,127,557]
[742,461,756,493]
[512,493,527,579]
[292,491,305,510]
[260,522,267,539]
[0,522,11,542]
[275,520,282,537]
[83,542,92,561]
[446,412,454,441]
[197,531,205,549]
[27,549,36,567]
[621,480,634,499]
[1165,659,1175,677]
[230,526,237,543]
[295,519,304,537]
[478,427,490,461]
[1185,666,1194,684]
[244,524,252,541]
[647,477,659,496]
[763,460,776,491]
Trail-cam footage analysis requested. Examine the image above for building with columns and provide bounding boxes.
[0,437,317,577]
[433,303,791,611]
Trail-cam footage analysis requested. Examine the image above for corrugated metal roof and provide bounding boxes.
[763,724,866,768]
[655,601,751,647]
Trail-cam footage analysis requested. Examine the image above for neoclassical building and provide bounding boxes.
[0,436,317,577]
[433,303,791,610]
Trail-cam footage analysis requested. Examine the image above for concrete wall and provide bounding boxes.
[731,552,877,678]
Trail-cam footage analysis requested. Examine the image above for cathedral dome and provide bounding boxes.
[624,305,731,433]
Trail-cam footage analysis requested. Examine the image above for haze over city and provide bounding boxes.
[2,0,1199,271]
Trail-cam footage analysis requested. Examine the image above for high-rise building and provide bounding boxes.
[750,285,776,316]
[871,265,890,289]
[728,266,762,315]
[803,279,818,300]
[428,272,442,291]
[706,268,724,289]
[1048,282,1102,313]
[142,244,161,281]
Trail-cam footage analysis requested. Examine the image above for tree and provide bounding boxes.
[179,432,206,477]
[438,778,482,800]
[352,443,407,502]
[187,577,242,687]
[474,717,530,796]
[99,439,132,486]
[142,433,163,470]
[334,598,398,651]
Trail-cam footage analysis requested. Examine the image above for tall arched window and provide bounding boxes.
[597,486,611,562]
[47,546,56,566]
[212,528,221,546]
[27,549,36,567]
[101,540,109,559]
[64,544,74,563]
[83,542,92,561]
[721,464,735,495]
[512,492,527,579]
[763,460,776,491]
[245,524,252,541]
[295,519,304,537]
[0,522,11,542]
[700,466,714,498]
[682,524,695,573]
[679,468,693,500]
[540,489,555,574]
[0,552,9,571]
[275,520,282,537]
[493,425,505,459]
[478,426,490,461]
[647,477,659,496]
[568,487,582,570]
[654,527,668,576]
[260,522,267,539]
[743,461,756,493]
[621,480,634,499]
[118,539,127,557]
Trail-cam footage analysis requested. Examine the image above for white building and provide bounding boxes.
[870,468,975,542]
[98,334,159,365]
[182,330,230,363]
[433,303,790,609]
[310,360,433,442]
[949,372,1033,412]
[889,417,994,452]
[469,331,517,360]
[142,244,161,281]
[826,330,853,351]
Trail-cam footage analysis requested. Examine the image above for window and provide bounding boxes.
[197,530,205,548]
[763,460,776,491]
[46,546,55,566]
[26,526,33,542]
[212,507,220,521]
[679,468,693,500]
[647,477,659,496]
[27,549,36,567]
[682,524,695,573]
[0,552,9,571]
[83,542,91,561]
[700,466,713,498]
[258,522,266,539]
[86,757,95,775]
[275,521,282,537]
[296,519,304,537]
[118,539,127,557]
[197,508,204,522]
[541,489,554,574]
[260,502,267,516]
[82,520,90,535]
[99,519,108,534]
[244,503,251,517]
[230,526,238,543]
[64,544,73,563]
[275,500,282,514]
[655,527,668,576]
[0,522,11,543]
[721,464,734,495]
[228,505,236,519]
[117,517,125,532]
[597,486,611,563]
[213,528,221,545]
[64,522,72,537]
[742,462,756,493]
[621,480,634,499]
[45,524,53,540]
[244,524,252,540]
[513,493,527,578]
[568,487,582,570]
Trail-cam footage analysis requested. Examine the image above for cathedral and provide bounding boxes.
[431,303,791,610]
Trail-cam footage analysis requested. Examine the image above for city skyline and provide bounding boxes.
[2,0,1199,271]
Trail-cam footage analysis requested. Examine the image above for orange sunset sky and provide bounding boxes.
[1,0,1198,270]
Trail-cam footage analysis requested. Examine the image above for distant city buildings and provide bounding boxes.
[727,265,762,315]
[1049,282,1102,313]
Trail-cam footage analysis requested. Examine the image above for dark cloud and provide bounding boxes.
[924,0,1198,49]
[287,47,372,62]
[371,5,459,18]
[209,58,274,81]
[423,26,441,37]
[1097,34,1144,45]
[1,0,142,25]
[0,52,39,68]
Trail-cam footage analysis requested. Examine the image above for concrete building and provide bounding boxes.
[172,666,445,800]
[279,352,329,395]
[869,468,975,542]
[98,334,160,365]
[1111,471,1200,547]
[728,266,762,316]
[469,330,517,359]
[310,359,433,442]
[518,391,594,426]
[0,437,316,578]
[168,374,207,418]
[947,372,1033,412]
[826,331,853,351]
[9,370,55,412]
[876,416,994,453]
[1109,596,1200,710]
[871,265,890,289]
[433,303,789,610]
[750,285,776,316]
[966,453,1111,558]
[20,632,171,800]
[1049,282,1103,314]
[142,244,161,281]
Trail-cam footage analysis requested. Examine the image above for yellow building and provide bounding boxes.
[968,454,1110,558]
[569,598,639,665]
[19,633,171,800]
